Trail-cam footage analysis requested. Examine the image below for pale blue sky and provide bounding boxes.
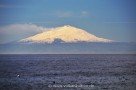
[0,0,136,42]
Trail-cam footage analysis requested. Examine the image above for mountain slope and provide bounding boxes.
[19,25,112,43]
[0,42,136,54]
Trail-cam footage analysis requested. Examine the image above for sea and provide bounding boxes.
[0,54,136,90]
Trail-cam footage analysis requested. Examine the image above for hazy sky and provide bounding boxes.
[0,0,136,43]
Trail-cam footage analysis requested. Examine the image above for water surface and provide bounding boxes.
[0,54,136,90]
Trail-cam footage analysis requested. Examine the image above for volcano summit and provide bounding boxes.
[19,25,112,43]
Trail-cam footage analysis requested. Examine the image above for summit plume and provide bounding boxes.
[19,25,112,43]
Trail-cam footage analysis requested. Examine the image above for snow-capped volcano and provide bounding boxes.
[19,25,112,43]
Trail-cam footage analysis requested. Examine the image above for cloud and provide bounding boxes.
[55,11,90,18]
[56,11,73,18]
[81,11,89,16]
[0,24,48,44]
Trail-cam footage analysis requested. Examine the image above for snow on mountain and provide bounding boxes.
[19,25,112,43]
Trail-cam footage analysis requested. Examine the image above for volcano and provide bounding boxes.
[19,25,112,43]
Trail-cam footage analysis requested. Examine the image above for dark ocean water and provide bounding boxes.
[0,54,136,90]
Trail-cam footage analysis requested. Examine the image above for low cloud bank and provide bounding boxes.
[0,24,48,44]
